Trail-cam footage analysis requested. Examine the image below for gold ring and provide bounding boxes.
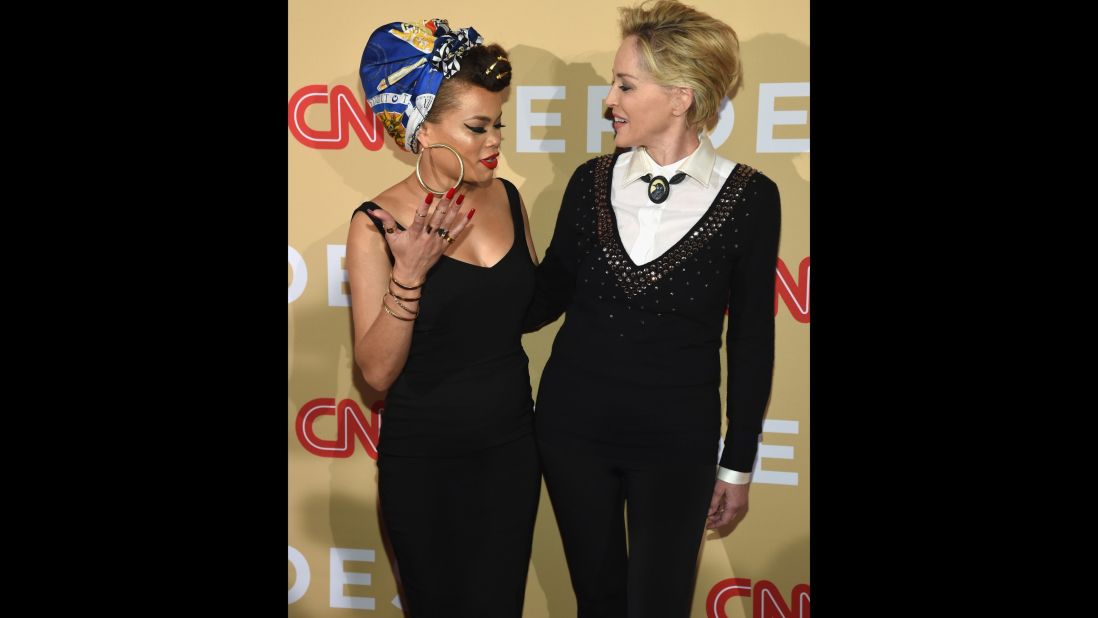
[445,235,455,244]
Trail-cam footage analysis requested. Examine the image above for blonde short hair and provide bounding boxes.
[619,0,743,132]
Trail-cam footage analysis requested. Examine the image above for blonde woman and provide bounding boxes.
[526,2,781,615]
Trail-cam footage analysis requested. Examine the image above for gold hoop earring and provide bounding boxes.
[415,143,465,195]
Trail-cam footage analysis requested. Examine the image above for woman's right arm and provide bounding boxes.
[347,193,471,390]
[523,163,591,332]
[347,211,415,391]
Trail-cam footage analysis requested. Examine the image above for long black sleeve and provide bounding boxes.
[523,163,593,332]
[720,175,781,472]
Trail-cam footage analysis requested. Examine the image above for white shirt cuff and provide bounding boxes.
[717,466,751,485]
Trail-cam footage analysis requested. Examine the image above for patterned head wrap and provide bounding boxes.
[359,19,483,153]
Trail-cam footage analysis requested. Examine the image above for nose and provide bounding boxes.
[487,125,502,148]
[604,89,618,110]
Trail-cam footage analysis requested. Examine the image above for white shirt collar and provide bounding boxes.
[623,132,717,189]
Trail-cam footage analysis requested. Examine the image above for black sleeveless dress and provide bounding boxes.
[353,177,541,617]
[355,178,535,455]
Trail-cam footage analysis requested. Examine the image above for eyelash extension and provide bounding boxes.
[465,123,507,133]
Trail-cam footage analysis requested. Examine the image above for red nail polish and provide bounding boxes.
[467,209,476,220]
[456,194,466,205]
[425,193,434,205]
[445,187,456,200]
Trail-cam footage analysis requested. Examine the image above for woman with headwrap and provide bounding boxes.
[347,18,540,617]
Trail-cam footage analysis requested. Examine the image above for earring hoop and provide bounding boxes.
[415,143,465,195]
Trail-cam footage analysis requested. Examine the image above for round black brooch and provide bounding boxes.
[641,172,686,204]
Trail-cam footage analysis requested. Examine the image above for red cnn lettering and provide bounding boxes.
[706,579,810,618]
[287,85,385,150]
[706,577,752,618]
[296,398,383,459]
[775,257,810,323]
[754,580,810,618]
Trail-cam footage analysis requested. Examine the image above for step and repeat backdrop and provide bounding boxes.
[289,1,809,616]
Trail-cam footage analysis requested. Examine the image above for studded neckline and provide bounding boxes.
[594,151,757,299]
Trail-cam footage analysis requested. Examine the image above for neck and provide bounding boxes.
[642,129,700,167]
[403,171,491,198]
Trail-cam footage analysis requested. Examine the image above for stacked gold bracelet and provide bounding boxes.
[382,273,423,321]
[390,273,422,290]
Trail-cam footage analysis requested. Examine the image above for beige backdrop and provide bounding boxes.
[289,1,809,616]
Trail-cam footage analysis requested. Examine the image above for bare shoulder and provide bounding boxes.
[367,181,421,227]
[348,181,413,250]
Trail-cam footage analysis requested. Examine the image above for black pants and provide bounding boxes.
[378,434,541,618]
[538,436,716,618]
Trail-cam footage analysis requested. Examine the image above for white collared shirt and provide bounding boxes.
[610,133,738,266]
[610,134,751,485]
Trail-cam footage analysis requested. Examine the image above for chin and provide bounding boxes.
[613,132,636,149]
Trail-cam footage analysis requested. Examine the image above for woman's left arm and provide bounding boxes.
[709,175,782,528]
[721,174,782,472]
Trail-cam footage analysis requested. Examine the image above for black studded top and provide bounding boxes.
[527,151,781,472]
